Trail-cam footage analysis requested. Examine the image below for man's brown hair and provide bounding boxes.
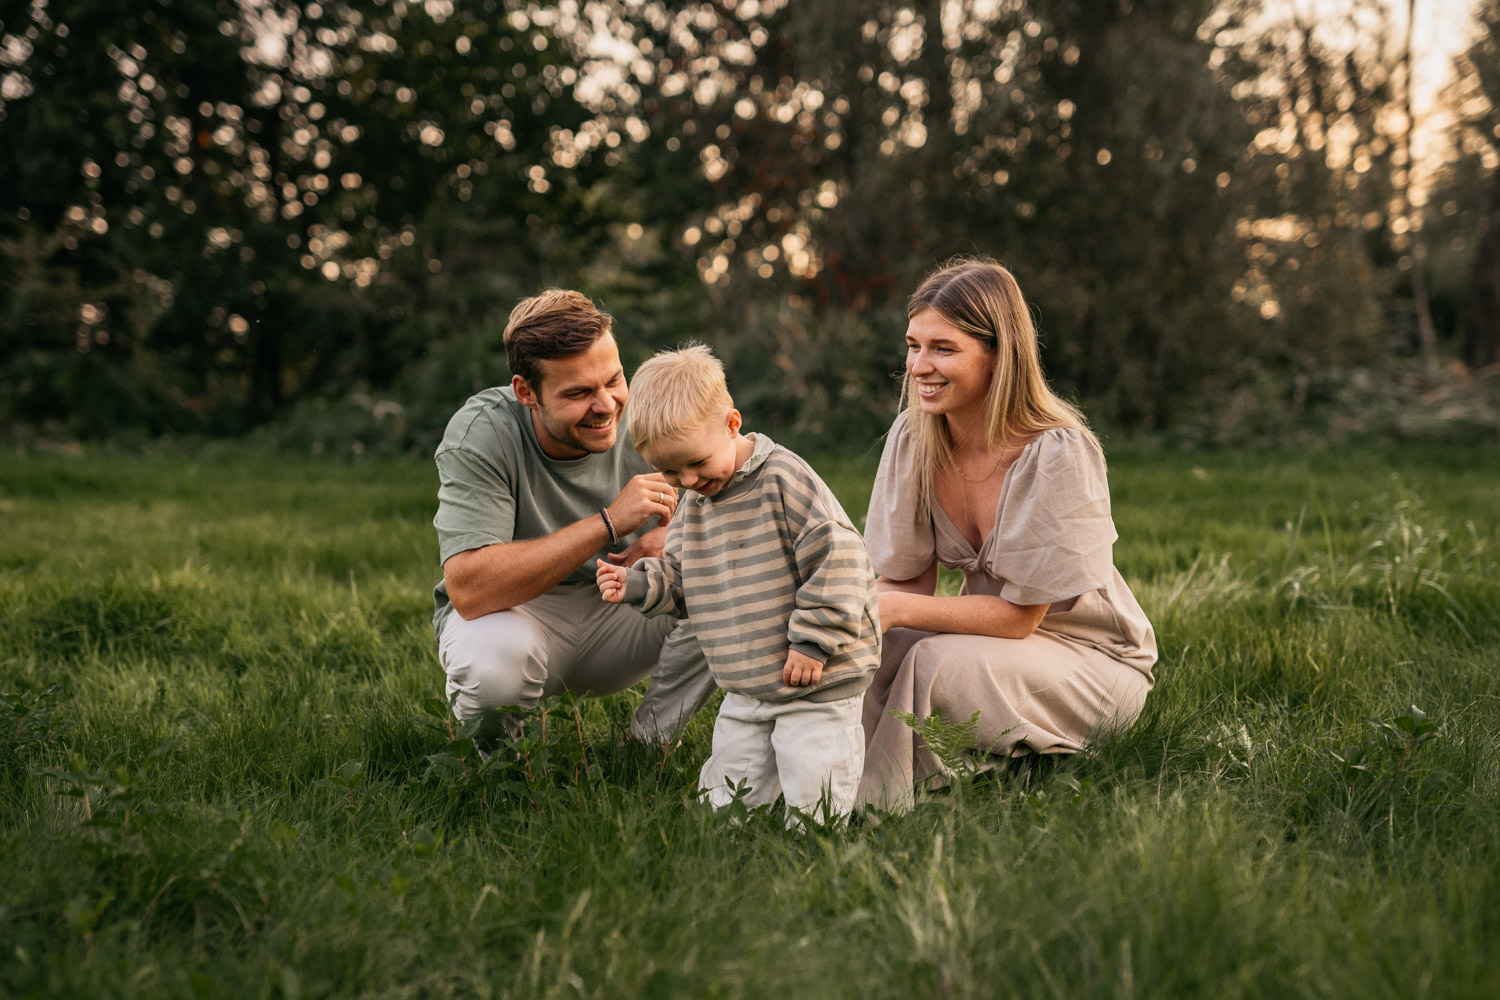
[503,289,612,388]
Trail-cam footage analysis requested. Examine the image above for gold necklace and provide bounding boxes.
[950,449,1008,483]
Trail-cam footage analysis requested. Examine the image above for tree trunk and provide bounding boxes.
[1467,180,1500,368]
[1403,0,1439,371]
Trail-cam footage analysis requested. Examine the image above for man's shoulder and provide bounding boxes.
[436,386,527,457]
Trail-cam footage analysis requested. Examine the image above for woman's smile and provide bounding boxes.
[905,309,994,423]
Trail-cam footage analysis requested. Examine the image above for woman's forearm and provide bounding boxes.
[880,590,1050,639]
[876,562,939,597]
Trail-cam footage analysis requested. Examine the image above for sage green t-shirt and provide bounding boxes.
[431,386,655,636]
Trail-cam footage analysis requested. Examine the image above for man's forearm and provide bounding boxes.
[444,513,612,618]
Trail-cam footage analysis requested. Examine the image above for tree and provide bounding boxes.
[1445,0,1500,368]
[0,0,615,438]
[603,1,1313,429]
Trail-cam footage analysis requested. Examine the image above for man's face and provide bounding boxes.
[514,333,628,459]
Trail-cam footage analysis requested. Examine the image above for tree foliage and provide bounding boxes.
[1,0,617,439]
[1431,0,1500,368]
[1,0,1493,448]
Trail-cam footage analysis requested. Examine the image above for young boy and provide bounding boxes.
[595,345,880,824]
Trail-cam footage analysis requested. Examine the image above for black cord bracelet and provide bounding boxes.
[599,507,618,545]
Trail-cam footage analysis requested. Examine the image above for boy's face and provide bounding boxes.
[639,409,746,498]
[513,333,628,459]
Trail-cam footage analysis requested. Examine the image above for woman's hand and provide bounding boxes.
[876,565,937,633]
[877,590,915,633]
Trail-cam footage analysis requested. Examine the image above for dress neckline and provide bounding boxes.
[929,443,1030,566]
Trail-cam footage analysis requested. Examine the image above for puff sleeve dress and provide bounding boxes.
[858,412,1157,810]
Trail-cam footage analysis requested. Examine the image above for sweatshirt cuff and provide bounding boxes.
[622,567,650,606]
[790,641,830,664]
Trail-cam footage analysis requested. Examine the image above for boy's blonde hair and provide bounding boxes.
[626,344,734,452]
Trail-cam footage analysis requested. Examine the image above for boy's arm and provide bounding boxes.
[620,552,688,619]
[787,513,874,663]
[444,471,676,619]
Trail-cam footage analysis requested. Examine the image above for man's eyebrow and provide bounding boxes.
[557,368,624,394]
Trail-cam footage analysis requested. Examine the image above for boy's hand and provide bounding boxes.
[783,648,824,687]
[596,559,628,604]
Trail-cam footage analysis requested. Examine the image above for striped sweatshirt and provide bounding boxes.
[622,435,880,704]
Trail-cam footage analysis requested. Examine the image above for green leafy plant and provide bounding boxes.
[1307,705,1446,840]
[891,708,986,781]
[32,743,172,857]
[1,685,73,781]
[891,708,1026,798]
[410,692,606,813]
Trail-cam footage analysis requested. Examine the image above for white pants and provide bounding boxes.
[438,584,715,744]
[698,692,865,825]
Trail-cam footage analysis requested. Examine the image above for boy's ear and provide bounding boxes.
[512,374,539,409]
[727,408,742,435]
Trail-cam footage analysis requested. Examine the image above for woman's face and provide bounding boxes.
[905,308,995,427]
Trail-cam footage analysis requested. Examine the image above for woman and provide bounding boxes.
[858,257,1156,810]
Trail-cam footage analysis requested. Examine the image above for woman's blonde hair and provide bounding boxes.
[900,256,1097,515]
[626,343,734,453]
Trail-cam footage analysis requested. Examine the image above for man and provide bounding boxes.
[432,289,715,746]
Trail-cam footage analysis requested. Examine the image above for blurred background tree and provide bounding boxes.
[1433,0,1500,369]
[1,0,1495,452]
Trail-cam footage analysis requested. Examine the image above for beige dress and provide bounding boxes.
[858,413,1157,810]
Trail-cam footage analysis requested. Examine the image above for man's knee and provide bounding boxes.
[439,610,549,718]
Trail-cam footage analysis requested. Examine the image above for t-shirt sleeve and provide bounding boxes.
[991,429,1118,606]
[864,410,938,580]
[434,442,517,565]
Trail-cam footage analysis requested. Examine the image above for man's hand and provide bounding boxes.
[783,648,824,687]
[605,525,667,567]
[596,559,629,604]
[606,474,676,538]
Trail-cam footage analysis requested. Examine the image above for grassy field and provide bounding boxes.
[2,442,1497,999]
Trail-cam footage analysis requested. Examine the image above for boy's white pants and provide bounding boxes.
[698,691,865,824]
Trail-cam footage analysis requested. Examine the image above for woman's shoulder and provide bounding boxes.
[873,408,918,467]
[1016,425,1104,470]
[1007,426,1109,509]
[885,407,915,440]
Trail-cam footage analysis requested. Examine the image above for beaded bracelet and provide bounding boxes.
[598,507,618,545]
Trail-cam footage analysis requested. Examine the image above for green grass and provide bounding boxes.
[2,443,1498,999]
